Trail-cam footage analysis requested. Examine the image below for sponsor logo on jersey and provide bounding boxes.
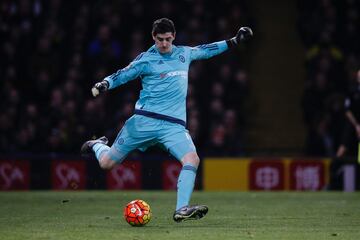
[160,71,187,79]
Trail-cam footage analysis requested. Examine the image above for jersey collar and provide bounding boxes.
[152,44,177,57]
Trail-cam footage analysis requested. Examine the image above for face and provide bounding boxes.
[152,32,175,54]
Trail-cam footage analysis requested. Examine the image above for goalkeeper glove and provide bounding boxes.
[227,27,253,47]
[91,80,109,97]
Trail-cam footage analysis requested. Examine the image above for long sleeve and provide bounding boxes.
[189,40,229,61]
[104,53,147,89]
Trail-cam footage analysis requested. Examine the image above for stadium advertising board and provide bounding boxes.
[0,160,30,190]
[107,160,142,189]
[51,160,86,190]
[249,160,285,190]
[162,160,182,190]
[203,158,249,190]
[289,160,325,190]
[0,157,336,191]
[204,158,330,191]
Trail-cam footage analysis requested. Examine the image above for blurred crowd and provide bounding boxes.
[0,0,254,156]
[298,0,360,157]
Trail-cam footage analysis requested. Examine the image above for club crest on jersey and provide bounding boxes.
[117,138,124,145]
[179,55,185,63]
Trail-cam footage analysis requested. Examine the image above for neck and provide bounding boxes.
[157,45,173,55]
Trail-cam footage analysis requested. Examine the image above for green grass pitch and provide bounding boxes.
[0,191,359,240]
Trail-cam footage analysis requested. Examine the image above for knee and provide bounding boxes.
[181,152,200,168]
[99,155,116,170]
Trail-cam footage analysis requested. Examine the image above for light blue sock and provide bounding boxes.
[92,143,110,161]
[176,164,197,210]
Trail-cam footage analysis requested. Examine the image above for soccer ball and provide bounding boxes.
[123,199,151,226]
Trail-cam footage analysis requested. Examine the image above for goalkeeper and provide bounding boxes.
[81,18,253,222]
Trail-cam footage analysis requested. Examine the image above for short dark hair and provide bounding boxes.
[152,18,176,35]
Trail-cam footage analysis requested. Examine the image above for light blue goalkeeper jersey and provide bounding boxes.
[104,40,229,125]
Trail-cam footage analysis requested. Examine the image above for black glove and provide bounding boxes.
[227,27,253,47]
[91,80,109,97]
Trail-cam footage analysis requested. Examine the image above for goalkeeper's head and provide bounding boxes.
[152,18,175,35]
[152,18,176,54]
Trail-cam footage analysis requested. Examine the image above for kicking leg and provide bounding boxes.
[81,115,156,170]
[80,136,117,170]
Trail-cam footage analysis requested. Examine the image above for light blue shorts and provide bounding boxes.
[107,115,196,163]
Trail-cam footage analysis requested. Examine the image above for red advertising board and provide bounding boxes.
[249,160,284,190]
[289,160,325,190]
[0,160,30,190]
[162,160,182,190]
[107,160,142,189]
[51,160,86,190]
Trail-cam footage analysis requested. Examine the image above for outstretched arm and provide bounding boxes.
[190,27,253,61]
[91,54,146,97]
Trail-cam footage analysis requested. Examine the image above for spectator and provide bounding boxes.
[336,69,360,158]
